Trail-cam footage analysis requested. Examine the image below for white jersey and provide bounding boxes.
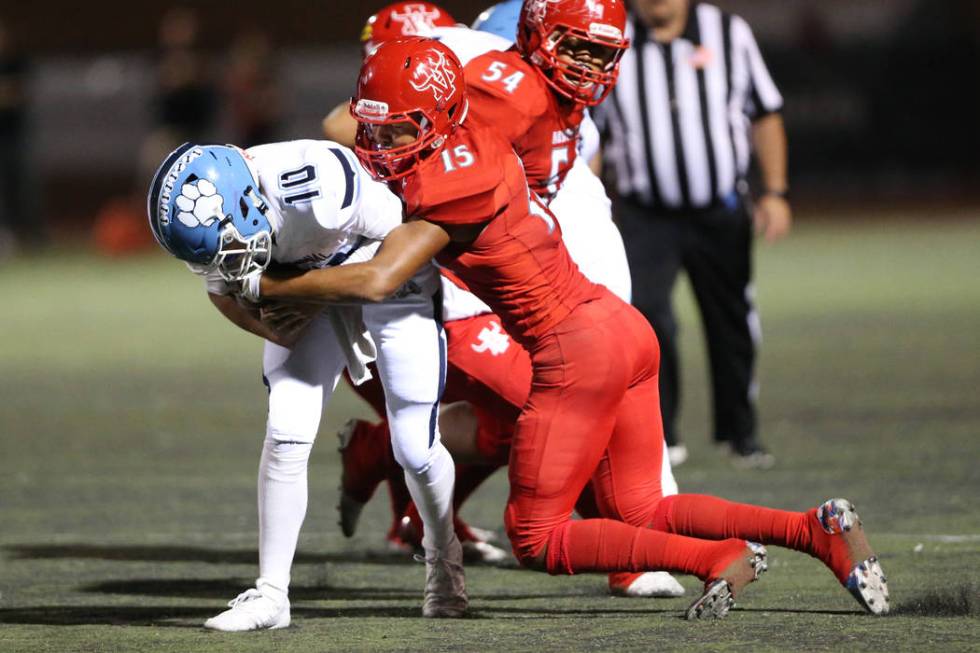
[428,25,511,65]
[203,139,404,295]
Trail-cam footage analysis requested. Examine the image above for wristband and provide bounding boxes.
[763,188,789,200]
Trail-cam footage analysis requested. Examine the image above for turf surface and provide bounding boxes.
[1,216,978,651]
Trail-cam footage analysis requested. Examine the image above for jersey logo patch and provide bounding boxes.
[471,320,511,356]
[174,179,224,228]
[410,48,457,102]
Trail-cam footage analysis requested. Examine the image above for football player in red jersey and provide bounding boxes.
[242,37,889,618]
[462,0,628,202]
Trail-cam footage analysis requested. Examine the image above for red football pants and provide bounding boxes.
[505,295,668,565]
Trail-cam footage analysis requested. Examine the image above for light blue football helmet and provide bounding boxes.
[147,143,273,281]
[471,0,522,42]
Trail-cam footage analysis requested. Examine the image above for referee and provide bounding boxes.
[596,0,792,468]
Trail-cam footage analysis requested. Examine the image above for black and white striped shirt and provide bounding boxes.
[596,2,782,210]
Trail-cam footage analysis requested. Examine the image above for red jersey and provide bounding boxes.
[400,122,603,347]
[464,48,583,204]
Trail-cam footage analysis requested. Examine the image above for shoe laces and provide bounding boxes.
[413,552,464,572]
[227,588,264,609]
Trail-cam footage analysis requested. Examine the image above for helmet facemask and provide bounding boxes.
[212,219,273,282]
[351,102,455,181]
[535,25,628,106]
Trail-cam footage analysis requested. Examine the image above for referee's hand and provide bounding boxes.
[754,194,792,242]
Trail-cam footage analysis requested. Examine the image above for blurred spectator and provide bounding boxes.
[0,17,41,255]
[154,7,216,143]
[141,7,217,176]
[225,29,281,147]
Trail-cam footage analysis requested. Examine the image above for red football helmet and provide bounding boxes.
[517,0,630,106]
[350,37,467,181]
[360,2,457,57]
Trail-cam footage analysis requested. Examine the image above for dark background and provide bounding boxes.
[1,0,978,241]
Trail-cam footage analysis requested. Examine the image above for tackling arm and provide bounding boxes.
[322,101,358,148]
[259,219,451,303]
[208,293,316,348]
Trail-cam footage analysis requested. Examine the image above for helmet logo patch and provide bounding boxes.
[157,146,204,226]
[584,0,606,19]
[391,4,443,35]
[525,0,559,26]
[175,179,225,228]
[409,48,457,102]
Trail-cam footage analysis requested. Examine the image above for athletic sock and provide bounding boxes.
[651,494,814,554]
[545,518,747,580]
[403,441,457,552]
[257,439,313,591]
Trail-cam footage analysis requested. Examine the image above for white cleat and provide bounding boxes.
[668,445,689,467]
[611,571,686,598]
[416,536,468,618]
[461,539,510,565]
[204,580,290,631]
[847,556,890,615]
[685,578,736,620]
[466,525,500,544]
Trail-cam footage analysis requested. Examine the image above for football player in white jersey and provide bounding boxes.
[322,2,684,600]
[147,140,467,630]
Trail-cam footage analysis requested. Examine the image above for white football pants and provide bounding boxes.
[257,264,455,591]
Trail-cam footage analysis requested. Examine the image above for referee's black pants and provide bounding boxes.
[616,196,758,449]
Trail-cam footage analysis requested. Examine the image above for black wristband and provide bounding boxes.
[763,188,790,200]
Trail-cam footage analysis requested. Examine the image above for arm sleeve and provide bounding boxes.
[732,15,783,120]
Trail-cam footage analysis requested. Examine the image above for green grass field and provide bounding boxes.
[1,215,978,652]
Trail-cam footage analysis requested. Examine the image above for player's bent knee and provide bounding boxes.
[504,505,553,572]
[262,438,313,481]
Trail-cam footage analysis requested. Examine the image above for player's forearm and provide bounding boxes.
[208,292,280,342]
[752,112,788,194]
[261,264,394,303]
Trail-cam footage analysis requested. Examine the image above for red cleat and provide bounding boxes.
[686,540,767,619]
[808,498,890,614]
[337,419,393,537]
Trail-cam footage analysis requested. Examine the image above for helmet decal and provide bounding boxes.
[390,3,445,35]
[588,23,622,40]
[525,0,559,26]
[584,0,605,19]
[155,145,204,228]
[174,179,225,228]
[409,48,457,103]
[353,98,391,119]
